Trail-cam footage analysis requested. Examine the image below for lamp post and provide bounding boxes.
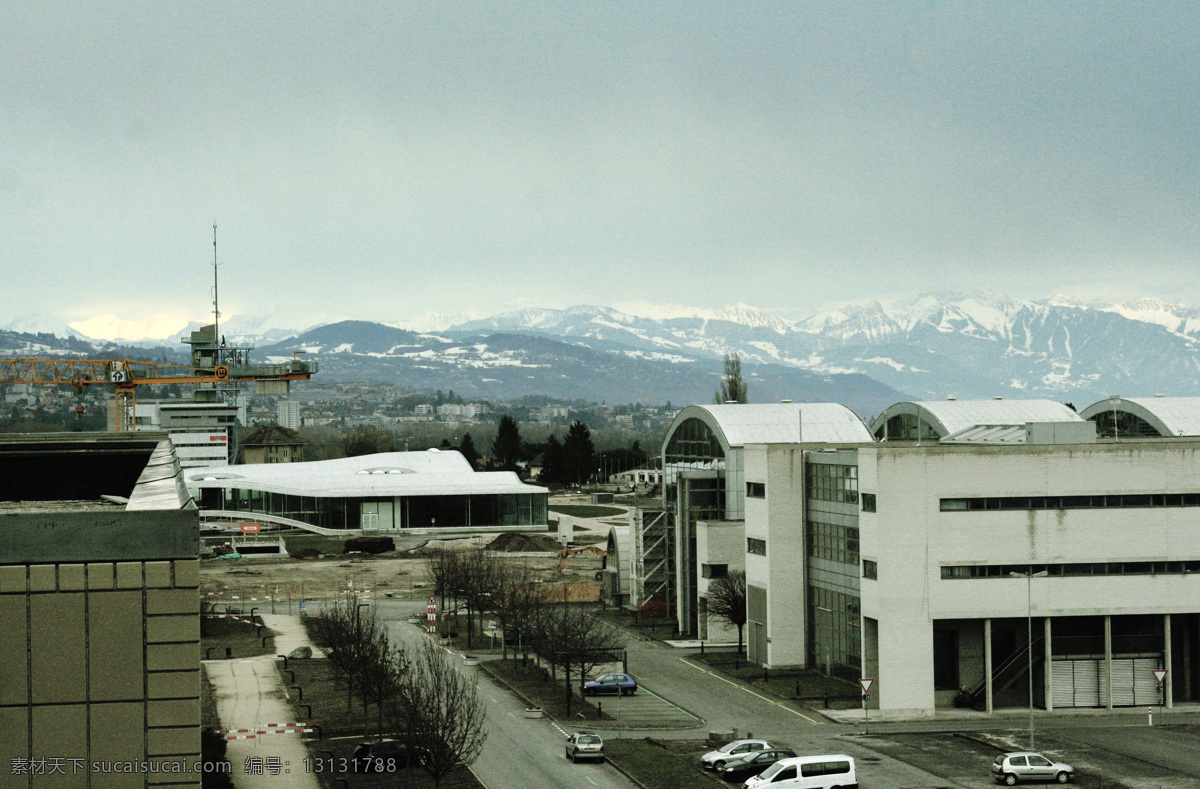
[1011,569,1049,750]
[817,605,833,676]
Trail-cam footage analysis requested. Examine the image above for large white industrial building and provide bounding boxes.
[643,396,1200,718]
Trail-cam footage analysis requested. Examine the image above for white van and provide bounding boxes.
[742,754,857,789]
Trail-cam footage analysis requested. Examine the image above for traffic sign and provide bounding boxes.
[240,523,260,534]
[426,595,438,633]
[1154,669,1167,684]
[859,678,874,694]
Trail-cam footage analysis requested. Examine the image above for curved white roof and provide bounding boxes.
[870,399,1083,438]
[1079,396,1200,437]
[184,449,546,497]
[667,403,873,449]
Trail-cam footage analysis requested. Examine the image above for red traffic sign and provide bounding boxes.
[240,523,261,534]
[859,678,874,694]
[1154,669,1167,684]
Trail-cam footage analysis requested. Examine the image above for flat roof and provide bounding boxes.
[185,449,547,497]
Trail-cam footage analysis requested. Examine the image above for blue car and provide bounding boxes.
[583,672,637,696]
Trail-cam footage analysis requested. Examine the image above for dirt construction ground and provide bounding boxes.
[199,532,606,610]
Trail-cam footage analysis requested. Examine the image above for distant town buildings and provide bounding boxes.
[129,399,237,469]
[277,398,301,429]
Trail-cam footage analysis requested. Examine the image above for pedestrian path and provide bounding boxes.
[205,614,322,788]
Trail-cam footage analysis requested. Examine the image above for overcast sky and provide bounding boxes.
[3,3,1198,338]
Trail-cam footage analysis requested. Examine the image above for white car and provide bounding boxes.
[701,739,773,771]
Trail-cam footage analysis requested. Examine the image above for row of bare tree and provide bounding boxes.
[306,595,486,789]
[424,546,626,707]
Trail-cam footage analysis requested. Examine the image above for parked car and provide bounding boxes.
[352,739,428,771]
[583,672,637,696]
[701,739,774,770]
[742,754,856,789]
[992,752,1074,785]
[565,731,605,763]
[718,747,797,782]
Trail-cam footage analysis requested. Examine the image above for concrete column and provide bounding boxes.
[1185,617,1193,701]
[1104,615,1113,711]
[984,618,994,713]
[1043,617,1053,712]
[1165,613,1174,710]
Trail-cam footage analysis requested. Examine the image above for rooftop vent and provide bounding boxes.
[947,395,957,400]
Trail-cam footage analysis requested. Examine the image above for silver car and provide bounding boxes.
[566,731,604,763]
[700,739,773,771]
[992,752,1074,785]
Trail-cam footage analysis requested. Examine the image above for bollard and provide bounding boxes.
[250,607,259,617]
[291,686,303,701]
[301,704,312,720]
[278,655,289,669]
[795,681,800,697]
[225,647,232,660]
[284,669,295,684]
[700,641,705,655]
[261,635,273,647]
[205,647,216,660]
[598,702,602,719]
[310,724,323,740]
[764,668,769,682]
[1149,706,1154,726]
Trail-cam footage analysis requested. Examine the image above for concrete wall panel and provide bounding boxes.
[89,591,144,701]
[30,594,85,704]
[0,596,28,705]
[30,704,86,788]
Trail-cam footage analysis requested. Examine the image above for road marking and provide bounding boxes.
[585,776,599,786]
[678,658,823,724]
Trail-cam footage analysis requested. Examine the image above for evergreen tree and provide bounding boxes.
[542,434,564,483]
[493,414,522,471]
[715,353,748,404]
[562,420,595,485]
[458,432,480,469]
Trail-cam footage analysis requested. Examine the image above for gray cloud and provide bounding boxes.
[2,2,1198,331]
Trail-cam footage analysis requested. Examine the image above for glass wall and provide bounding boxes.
[198,487,547,531]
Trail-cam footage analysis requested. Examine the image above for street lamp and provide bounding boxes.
[817,605,833,676]
[1011,569,1048,750]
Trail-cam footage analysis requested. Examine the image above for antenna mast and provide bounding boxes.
[211,220,221,344]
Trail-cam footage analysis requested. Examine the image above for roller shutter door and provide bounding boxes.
[1052,659,1100,708]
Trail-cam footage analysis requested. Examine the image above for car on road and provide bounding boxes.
[717,747,797,782]
[583,672,637,696]
[992,752,1075,785]
[565,731,605,763]
[353,739,429,771]
[701,739,774,770]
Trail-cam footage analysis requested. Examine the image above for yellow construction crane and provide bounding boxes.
[0,356,316,432]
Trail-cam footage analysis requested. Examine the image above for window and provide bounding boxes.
[940,494,1200,512]
[862,559,877,580]
[746,481,765,499]
[701,563,729,579]
[747,537,766,556]
[806,463,858,504]
[861,492,876,512]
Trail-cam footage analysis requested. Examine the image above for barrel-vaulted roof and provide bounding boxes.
[185,449,545,497]
[1079,396,1200,437]
[869,399,1084,439]
[666,403,873,451]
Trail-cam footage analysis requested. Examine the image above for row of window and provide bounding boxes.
[805,464,858,505]
[940,493,1200,512]
[807,519,859,566]
[941,561,1200,579]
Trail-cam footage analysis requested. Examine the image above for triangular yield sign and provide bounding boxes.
[859,678,874,694]
[1154,669,1167,684]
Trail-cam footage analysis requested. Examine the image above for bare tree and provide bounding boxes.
[715,352,748,404]
[706,569,748,653]
[424,546,466,620]
[458,547,507,649]
[490,563,544,662]
[529,591,626,716]
[393,639,488,788]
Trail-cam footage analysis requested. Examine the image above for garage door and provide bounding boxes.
[1053,657,1162,708]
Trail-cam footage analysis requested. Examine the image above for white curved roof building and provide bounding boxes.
[870,399,1084,441]
[1080,396,1200,438]
[185,449,548,535]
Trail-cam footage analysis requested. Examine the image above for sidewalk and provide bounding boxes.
[204,614,322,788]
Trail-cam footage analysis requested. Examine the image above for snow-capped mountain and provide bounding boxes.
[438,292,1200,404]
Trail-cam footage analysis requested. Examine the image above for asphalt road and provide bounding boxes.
[381,613,638,789]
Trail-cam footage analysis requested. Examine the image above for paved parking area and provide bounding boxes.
[862,727,1199,788]
[586,686,702,729]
